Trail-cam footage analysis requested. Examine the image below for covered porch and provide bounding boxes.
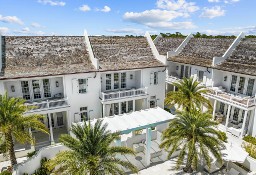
[76,107,176,171]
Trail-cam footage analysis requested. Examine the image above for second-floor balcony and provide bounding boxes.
[100,88,148,102]
[25,97,70,114]
[204,86,256,109]
[166,75,180,84]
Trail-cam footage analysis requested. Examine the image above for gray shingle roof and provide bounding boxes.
[155,37,185,55]
[0,36,95,79]
[216,38,256,76]
[168,38,234,67]
[89,36,164,70]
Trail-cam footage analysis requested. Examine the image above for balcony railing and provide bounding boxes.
[166,75,180,84]
[100,88,147,101]
[203,87,256,109]
[25,97,70,113]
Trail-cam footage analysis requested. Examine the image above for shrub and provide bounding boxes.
[243,143,256,159]
[219,131,227,142]
[0,171,12,175]
[27,151,37,158]
[243,135,256,145]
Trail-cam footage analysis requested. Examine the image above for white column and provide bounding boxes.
[173,86,176,91]
[29,128,35,151]
[102,104,106,117]
[225,105,231,129]
[145,128,152,166]
[133,100,135,112]
[212,100,217,120]
[240,110,248,139]
[48,113,55,144]
[119,102,121,114]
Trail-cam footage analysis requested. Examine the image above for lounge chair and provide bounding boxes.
[227,168,240,175]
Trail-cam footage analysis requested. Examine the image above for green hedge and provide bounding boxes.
[243,136,256,145]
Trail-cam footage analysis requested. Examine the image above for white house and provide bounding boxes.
[0,32,166,150]
[154,32,256,139]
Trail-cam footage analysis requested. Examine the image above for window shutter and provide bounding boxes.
[74,113,81,123]
[72,79,79,94]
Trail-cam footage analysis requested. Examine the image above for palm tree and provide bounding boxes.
[160,109,226,173]
[47,120,138,175]
[0,92,48,167]
[165,77,212,112]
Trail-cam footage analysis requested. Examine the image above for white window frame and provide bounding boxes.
[78,79,88,94]
[106,74,112,91]
[80,107,88,122]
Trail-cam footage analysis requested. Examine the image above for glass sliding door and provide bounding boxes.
[32,80,41,99]
[246,78,255,96]
[238,77,245,94]
[114,103,119,115]
[180,65,184,78]
[57,112,64,126]
[43,79,51,98]
[230,75,237,92]
[106,74,111,90]
[121,73,126,89]
[113,73,119,89]
[21,81,31,100]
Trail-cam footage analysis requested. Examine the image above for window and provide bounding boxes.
[106,74,111,90]
[121,102,126,114]
[185,66,190,78]
[219,102,225,114]
[78,79,87,93]
[80,107,88,122]
[121,73,126,89]
[230,75,237,92]
[238,77,245,94]
[246,78,255,96]
[57,112,64,126]
[114,73,119,89]
[180,65,184,78]
[128,101,133,112]
[198,71,204,82]
[21,81,30,100]
[153,72,158,85]
[233,108,240,121]
[32,80,41,99]
[43,79,51,98]
[113,103,119,115]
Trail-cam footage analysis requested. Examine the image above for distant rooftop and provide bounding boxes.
[1,36,95,79]
[89,36,164,71]
[216,38,256,76]
[155,37,184,55]
[169,38,234,67]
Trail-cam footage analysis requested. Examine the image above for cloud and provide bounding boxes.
[208,0,239,3]
[123,0,198,30]
[101,6,111,13]
[0,27,9,35]
[38,0,65,6]
[203,26,256,35]
[208,0,220,2]
[31,22,44,28]
[0,14,23,25]
[201,6,225,19]
[106,28,144,35]
[79,5,91,12]
[14,27,45,35]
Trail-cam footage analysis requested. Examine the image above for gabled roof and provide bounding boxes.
[168,38,234,67]
[154,37,185,55]
[0,36,95,79]
[216,38,256,76]
[89,36,164,71]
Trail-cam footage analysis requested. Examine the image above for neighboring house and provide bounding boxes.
[0,33,166,149]
[155,33,256,139]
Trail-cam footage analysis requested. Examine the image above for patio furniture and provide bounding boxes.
[227,168,240,175]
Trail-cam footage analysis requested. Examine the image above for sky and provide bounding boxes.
[0,0,255,36]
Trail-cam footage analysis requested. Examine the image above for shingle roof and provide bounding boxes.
[0,36,95,79]
[216,38,256,76]
[168,38,234,67]
[155,37,185,55]
[89,36,164,71]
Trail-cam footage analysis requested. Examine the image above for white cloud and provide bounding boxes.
[156,0,199,14]
[31,22,43,28]
[14,27,45,35]
[101,6,111,13]
[201,6,225,19]
[203,26,256,35]
[106,28,144,35]
[38,0,65,6]
[0,27,9,35]
[208,0,220,2]
[0,14,23,25]
[79,5,91,12]
[224,0,239,4]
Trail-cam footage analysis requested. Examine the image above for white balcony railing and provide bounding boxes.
[166,75,180,84]
[203,88,256,109]
[100,88,147,101]
[25,97,70,113]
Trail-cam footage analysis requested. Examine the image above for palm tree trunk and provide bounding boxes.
[5,132,17,166]
[184,153,194,173]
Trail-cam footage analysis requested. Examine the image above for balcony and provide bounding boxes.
[25,97,70,114]
[204,87,256,109]
[100,88,148,102]
[166,75,180,84]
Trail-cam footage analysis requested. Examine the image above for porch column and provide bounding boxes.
[119,102,121,114]
[145,127,152,166]
[102,104,106,117]
[225,105,231,129]
[29,128,35,151]
[173,86,176,92]
[240,110,248,139]
[133,100,135,112]
[212,100,217,120]
[48,113,55,144]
